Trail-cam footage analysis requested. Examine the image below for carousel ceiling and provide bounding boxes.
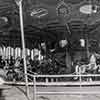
[0,0,100,47]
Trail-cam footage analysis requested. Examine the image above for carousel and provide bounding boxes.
[0,0,100,100]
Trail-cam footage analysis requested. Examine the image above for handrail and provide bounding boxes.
[26,73,100,100]
[27,73,100,78]
[5,73,100,100]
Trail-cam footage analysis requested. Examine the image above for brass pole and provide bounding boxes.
[18,0,29,98]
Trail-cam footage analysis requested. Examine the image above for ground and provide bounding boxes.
[1,85,100,100]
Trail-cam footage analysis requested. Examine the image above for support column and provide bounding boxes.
[16,0,29,98]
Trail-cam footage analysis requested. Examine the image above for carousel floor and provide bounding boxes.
[1,85,100,100]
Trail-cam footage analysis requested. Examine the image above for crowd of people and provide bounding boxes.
[0,55,69,82]
[0,39,70,81]
[0,39,99,82]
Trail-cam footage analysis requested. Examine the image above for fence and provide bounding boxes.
[26,73,100,100]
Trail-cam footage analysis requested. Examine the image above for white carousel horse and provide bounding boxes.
[74,62,99,81]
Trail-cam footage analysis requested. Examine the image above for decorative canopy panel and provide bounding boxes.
[0,0,99,48]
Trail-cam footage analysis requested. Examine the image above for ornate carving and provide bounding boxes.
[56,0,71,17]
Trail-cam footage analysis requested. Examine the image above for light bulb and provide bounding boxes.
[80,39,85,47]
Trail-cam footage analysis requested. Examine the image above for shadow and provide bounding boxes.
[15,86,30,100]
[39,96,50,100]
[0,89,5,100]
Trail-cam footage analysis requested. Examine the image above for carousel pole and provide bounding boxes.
[86,34,90,58]
[15,0,29,98]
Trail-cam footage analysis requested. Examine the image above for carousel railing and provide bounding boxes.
[27,73,100,100]
[4,73,100,85]
[4,72,100,100]
[27,73,100,85]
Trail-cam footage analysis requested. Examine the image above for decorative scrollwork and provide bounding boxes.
[56,0,71,17]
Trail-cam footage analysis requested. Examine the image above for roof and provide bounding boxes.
[0,0,100,48]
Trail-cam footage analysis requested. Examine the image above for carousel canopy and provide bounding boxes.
[0,0,100,49]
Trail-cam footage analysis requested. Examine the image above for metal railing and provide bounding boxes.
[26,73,100,100]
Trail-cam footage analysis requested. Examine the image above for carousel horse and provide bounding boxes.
[74,54,99,81]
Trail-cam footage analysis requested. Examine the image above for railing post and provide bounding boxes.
[79,67,82,98]
[46,77,48,83]
[51,78,53,82]
[33,75,36,100]
[79,67,82,83]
